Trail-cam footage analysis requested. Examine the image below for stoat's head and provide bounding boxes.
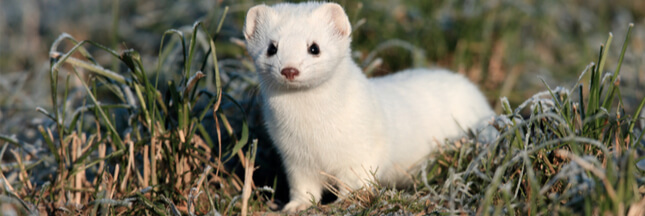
[243,2,352,90]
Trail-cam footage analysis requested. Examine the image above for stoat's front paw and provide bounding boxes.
[282,200,311,214]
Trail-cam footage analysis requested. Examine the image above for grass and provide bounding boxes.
[2,8,261,215]
[0,1,644,215]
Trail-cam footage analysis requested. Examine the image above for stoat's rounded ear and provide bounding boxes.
[315,3,352,37]
[244,4,271,40]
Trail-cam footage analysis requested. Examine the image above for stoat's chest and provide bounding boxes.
[261,89,385,167]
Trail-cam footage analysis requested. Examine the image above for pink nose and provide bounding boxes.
[280,67,300,81]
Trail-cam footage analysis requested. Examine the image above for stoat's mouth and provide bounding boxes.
[259,68,329,91]
[274,71,311,87]
[278,79,311,89]
[259,74,312,91]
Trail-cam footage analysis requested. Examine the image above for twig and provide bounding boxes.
[240,139,258,216]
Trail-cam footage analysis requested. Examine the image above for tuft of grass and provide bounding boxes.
[414,23,645,215]
[0,6,273,215]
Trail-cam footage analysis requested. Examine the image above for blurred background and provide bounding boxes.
[1,0,644,141]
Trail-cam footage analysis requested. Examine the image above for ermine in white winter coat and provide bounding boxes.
[243,2,495,213]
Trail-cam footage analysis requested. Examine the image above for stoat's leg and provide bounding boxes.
[282,170,322,213]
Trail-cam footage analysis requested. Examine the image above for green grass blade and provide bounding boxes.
[185,21,202,83]
[602,24,633,110]
[629,97,645,135]
[597,33,613,83]
[214,6,229,35]
[37,126,60,164]
[70,68,124,150]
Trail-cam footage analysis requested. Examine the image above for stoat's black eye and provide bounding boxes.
[308,43,320,55]
[267,43,278,56]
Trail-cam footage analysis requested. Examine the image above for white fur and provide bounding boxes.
[243,2,495,213]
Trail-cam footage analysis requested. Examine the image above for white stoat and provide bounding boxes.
[243,2,495,213]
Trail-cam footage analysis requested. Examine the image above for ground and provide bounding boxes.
[0,0,644,215]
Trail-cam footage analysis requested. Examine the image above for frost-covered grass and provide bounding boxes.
[1,1,645,215]
[305,26,645,216]
[415,26,645,215]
